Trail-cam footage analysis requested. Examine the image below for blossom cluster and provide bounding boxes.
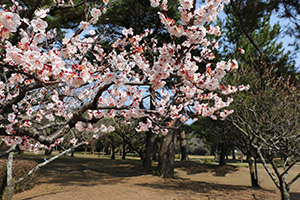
[0,0,248,152]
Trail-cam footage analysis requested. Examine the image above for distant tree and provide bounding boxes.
[111,118,145,160]
[192,0,300,189]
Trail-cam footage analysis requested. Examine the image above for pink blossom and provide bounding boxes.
[220,109,234,120]
[8,113,16,122]
[0,12,21,32]
[93,134,99,139]
[150,0,160,7]
[238,48,245,54]
[33,33,46,43]
[31,18,48,32]
[75,121,85,132]
[70,138,78,145]
[91,8,101,19]
[180,0,194,10]
[35,8,49,18]
[168,25,183,37]
[80,21,90,30]
[100,124,108,133]
[161,129,168,136]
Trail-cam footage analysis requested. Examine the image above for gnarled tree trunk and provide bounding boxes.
[152,137,160,162]
[158,129,177,178]
[111,145,115,160]
[143,131,155,168]
[143,85,156,168]
[246,153,260,188]
[219,142,227,166]
[179,130,189,161]
[122,143,126,160]
[3,150,15,200]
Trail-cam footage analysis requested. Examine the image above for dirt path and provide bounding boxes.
[12,155,300,200]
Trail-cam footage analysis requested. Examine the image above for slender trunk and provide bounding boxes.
[122,143,126,160]
[3,150,15,200]
[102,147,105,156]
[280,184,290,200]
[158,129,177,178]
[214,146,219,161]
[111,145,115,160]
[254,158,259,185]
[246,153,260,188]
[179,130,189,161]
[91,141,95,154]
[232,149,236,160]
[278,166,290,200]
[106,146,110,155]
[219,143,227,166]
[152,137,159,162]
[143,131,155,168]
[84,145,87,155]
[71,149,75,157]
[44,147,53,156]
[143,85,156,167]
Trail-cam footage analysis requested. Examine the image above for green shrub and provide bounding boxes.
[203,158,213,165]
[274,159,284,168]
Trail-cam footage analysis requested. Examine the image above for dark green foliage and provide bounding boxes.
[219,1,297,80]
[99,0,180,36]
[225,0,300,51]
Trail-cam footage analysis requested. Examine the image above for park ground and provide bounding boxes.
[11,153,300,200]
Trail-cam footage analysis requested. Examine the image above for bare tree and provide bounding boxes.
[230,68,300,200]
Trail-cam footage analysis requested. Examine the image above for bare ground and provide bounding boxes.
[11,154,300,200]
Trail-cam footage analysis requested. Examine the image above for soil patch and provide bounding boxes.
[11,155,300,200]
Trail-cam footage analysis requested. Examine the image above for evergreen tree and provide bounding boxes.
[219,0,296,79]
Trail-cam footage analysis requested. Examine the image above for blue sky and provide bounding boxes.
[270,15,300,71]
[217,8,300,72]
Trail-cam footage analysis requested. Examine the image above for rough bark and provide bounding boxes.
[179,130,189,161]
[3,184,14,200]
[142,131,155,168]
[91,140,95,154]
[219,143,227,166]
[152,137,160,162]
[111,145,115,160]
[143,85,156,168]
[70,149,75,157]
[214,146,219,161]
[3,150,15,200]
[246,153,260,188]
[280,182,290,200]
[122,143,126,160]
[44,147,53,156]
[158,129,177,178]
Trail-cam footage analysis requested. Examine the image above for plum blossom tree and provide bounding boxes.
[0,0,247,195]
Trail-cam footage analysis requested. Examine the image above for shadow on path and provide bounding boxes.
[21,156,153,187]
[175,160,239,176]
[291,192,300,200]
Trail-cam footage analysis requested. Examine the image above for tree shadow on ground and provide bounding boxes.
[175,160,239,176]
[14,156,153,187]
[291,192,300,200]
[20,190,73,200]
[136,179,277,200]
